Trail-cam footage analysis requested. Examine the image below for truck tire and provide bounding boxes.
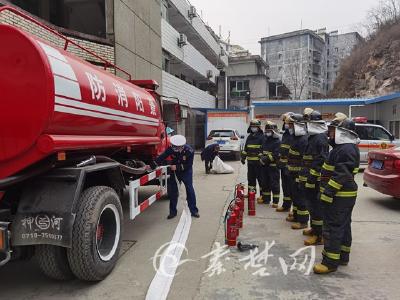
[67,186,123,281]
[36,245,75,280]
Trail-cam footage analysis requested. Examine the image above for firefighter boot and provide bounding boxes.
[291,222,308,230]
[276,206,290,212]
[272,203,279,209]
[313,263,337,274]
[304,235,323,246]
[257,196,264,204]
[286,215,295,222]
[303,228,314,236]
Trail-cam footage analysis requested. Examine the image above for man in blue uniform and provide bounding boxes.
[155,135,200,219]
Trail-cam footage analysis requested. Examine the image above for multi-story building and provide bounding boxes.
[260,28,361,100]
[322,30,363,92]
[160,0,228,147]
[217,52,269,109]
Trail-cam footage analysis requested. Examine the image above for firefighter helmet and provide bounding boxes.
[250,119,262,127]
[281,112,294,122]
[303,107,314,120]
[330,112,348,127]
[306,110,323,121]
[265,121,278,131]
[286,113,304,123]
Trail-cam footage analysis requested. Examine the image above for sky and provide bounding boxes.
[189,0,380,55]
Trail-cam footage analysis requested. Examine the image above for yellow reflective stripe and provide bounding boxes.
[242,151,247,155]
[322,250,340,260]
[341,245,351,253]
[248,144,262,149]
[288,166,301,171]
[299,176,307,182]
[336,191,357,197]
[281,144,290,149]
[321,194,333,203]
[292,206,298,211]
[353,168,360,174]
[310,169,321,177]
[247,157,260,161]
[280,158,288,163]
[283,197,291,201]
[263,192,271,196]
[305,183,316,189]
[289,149,300,156]
[303,155,313,160]
[270,164,277,167]
[297,209,309,216]
[312,220,323,226]
[273,195,280,198]
[320,187,325,193]
[322,163,335,171]
[328,179,343,190]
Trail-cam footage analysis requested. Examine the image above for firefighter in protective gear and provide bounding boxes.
[276,112,294,212]
[241,119,264,195]
[301,109,329,246]
[260,121,281,207]
[286,113,309,229]
[313,113,360,274]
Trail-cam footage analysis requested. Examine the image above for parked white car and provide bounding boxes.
[353,117,400,163]
[205,129,245,160]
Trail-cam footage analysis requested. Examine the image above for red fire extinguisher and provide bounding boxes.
[236,184,245,200]
[232,203,241,236]
[248,190,256,216]
[235,197,244,228]
[226,209,238,247]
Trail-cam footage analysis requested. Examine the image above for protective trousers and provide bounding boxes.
[321,197,355,268]
[247,161,262,193]
[281,167,292,209]
[262,166,280,204]
[305,183,323,236]
[289,172,309,224]
[168,169,199,215]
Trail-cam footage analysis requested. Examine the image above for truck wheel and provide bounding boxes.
[67,186,123,281]
[36,245,75,280]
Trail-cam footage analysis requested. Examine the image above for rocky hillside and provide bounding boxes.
[329,21,400,98]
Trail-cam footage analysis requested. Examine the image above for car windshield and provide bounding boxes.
[209,130,235,138]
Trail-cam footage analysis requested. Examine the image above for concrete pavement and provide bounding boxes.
[0,156,399,300]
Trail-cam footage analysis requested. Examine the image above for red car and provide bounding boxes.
[364,147,400,198]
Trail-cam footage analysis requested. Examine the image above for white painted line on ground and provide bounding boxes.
[145,208,192,300]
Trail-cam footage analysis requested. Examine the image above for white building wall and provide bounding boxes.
[169,0,228,66]
[162,19,218,83]
[162,71,216,108]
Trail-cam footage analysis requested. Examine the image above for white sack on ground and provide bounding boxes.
[211,156,234,174]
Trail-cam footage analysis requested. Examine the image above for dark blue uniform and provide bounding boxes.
[201,143,219,174]
[156,145,199,216]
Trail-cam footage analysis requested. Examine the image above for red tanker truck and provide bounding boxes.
[0,6,171,281]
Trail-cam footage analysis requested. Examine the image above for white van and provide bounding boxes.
[353,117,400,163]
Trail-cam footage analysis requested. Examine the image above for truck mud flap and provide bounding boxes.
[10,169,83,248]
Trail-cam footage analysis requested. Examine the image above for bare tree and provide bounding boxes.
[284,52,309,100]
[366,0,400,32]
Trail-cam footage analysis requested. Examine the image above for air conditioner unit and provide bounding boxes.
[206,70,213,78]
[188,6,197,19]
[178,33,188,47]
